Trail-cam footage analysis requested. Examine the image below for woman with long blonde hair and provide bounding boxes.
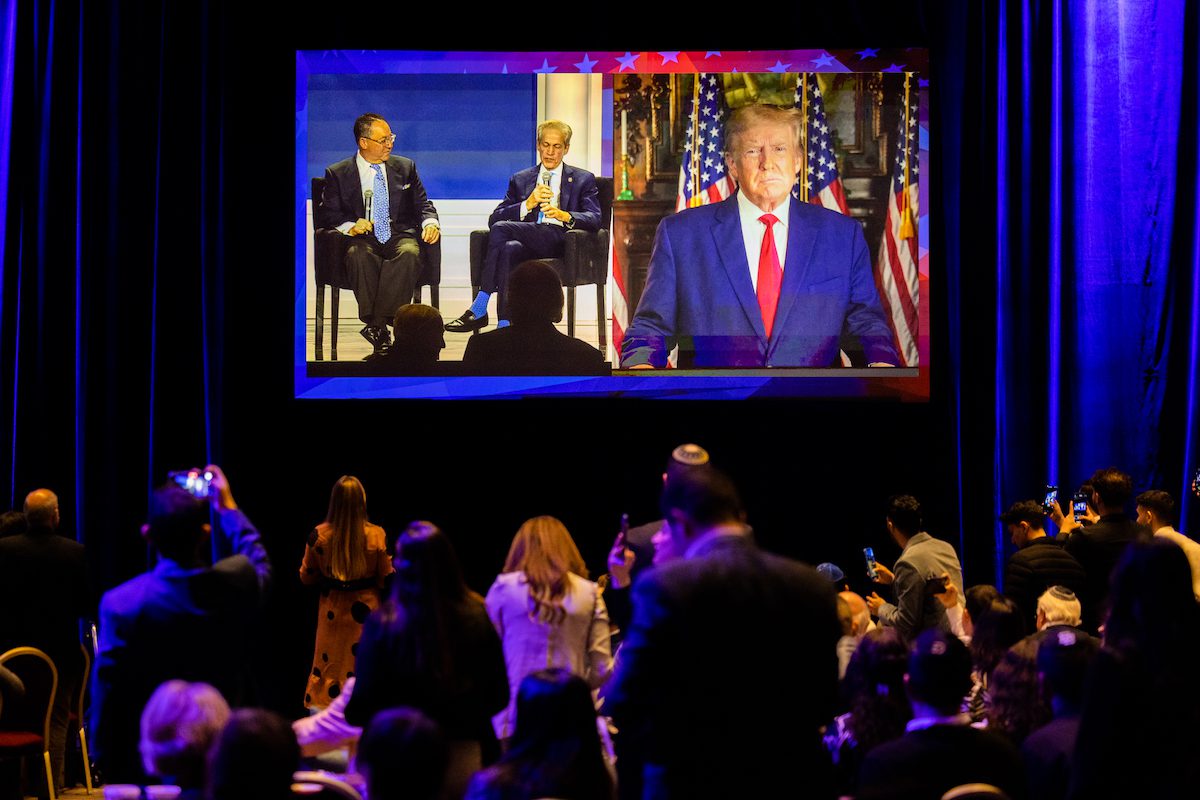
[300,475,392,708]
[486,516,613,741]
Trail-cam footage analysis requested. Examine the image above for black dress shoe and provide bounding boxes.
[444,310,489,333]
[359,325,380,347]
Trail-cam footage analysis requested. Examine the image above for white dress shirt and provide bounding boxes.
[531,162,565,227]
[335,151,439,235]
[736,191,791,293]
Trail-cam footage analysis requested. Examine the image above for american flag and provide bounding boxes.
[675,73,736,210]
[794,73,850,215]
[874,91,921,367]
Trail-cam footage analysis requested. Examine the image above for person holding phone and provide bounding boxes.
[865,495,965,644]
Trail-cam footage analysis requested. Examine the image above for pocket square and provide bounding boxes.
[401,183,412,189]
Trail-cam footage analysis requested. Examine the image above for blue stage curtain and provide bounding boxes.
[0,0,227,581]
[940,0,1200,581]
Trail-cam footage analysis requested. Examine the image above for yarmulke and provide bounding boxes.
[671,443,710,466]
[816,562,845,583]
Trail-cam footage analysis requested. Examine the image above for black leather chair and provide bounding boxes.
[468,176,612,357]
[310,177,441,361]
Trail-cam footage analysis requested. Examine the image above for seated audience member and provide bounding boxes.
[857,629,1026,800]
[466,669,613,800]
[1035,585,1082,631]
[344,522,508,797]
[92,466,272,783]
[999,500,1086,629]
[357,708,447,800]
[0,509,26,538]
[292,677,361,760]
[1070,540,1200,799]
[606,467,840,799]
[364,303,448,373]
[206,709,299,800]
[985,638,1049,745]
[836,590,873,679]
[1135,489,1200,600]
[965,597,1025,722]
[961,584,1002,641]
[139,680,230,800]
[1021,627,1099,800]
[0,488,93,791]
[461,260,606,375]
[824,629,911,797]
[866,495,966,643]
[1060,467,1146,632]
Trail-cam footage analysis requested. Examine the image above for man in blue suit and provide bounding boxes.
[445,120,601,332]
[620,104,899,368]
[91,466,272,783]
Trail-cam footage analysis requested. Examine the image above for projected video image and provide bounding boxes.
[295,50,929,400]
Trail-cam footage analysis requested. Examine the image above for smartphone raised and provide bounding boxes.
[168,468,213,499]
[864,547,879,581]
[1042,485,1058,514]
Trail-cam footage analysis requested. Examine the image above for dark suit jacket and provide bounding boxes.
[621,194,899,368]
[858,724,1027,800]
[91,508,271,783]
[605,533,840,798]
[0,526,93,672]
[1004,537,1086,628]
[461,322,607,375]
[488,164,600,232]
[317,153,438,239]
[1062,514,1146,631]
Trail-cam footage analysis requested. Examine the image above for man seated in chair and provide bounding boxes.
[462,260,605,375]
[317,113,440,355]
[445,120,600,333]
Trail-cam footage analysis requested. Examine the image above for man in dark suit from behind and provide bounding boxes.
[1000,500,1086,631]
[0,489,93,791]
[1060,467,1147,632]
[606,467,841,799]
[317,113,441,354]
[461,260,605,375]
[857,629,1027,800]
[91,466,272,784]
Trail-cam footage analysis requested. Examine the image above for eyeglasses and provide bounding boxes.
[364,134,397,146]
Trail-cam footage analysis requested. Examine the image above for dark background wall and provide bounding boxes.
[1,0,1197,716]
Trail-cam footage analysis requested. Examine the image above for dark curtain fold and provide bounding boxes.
[0,0,226,583]
[942,0,1200,574]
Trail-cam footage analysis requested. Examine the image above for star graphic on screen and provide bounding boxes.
[573,53,598,73]
[615,52,641,71]
[811,52,835,68]
[534,58,557,73]
[705,51,721,59]
[767,60,791,73]
[658,51,681,64]
[501,64,509,74]
[856,48,879,60]
[883,63,905,72]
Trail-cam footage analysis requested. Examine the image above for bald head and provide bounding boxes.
[839,591,870,636]
[24,489,59,530]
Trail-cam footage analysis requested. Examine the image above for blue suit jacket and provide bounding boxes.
[91,508,272,782]
[620,194,900,368]
[488,164,600,232]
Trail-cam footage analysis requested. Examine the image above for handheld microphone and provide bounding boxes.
[540,171,552,187]
[364,189,373,222]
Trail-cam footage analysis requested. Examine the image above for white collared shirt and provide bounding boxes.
[736,191,790,293]
[533,162,565,227]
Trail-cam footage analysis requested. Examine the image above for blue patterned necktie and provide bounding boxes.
[369,164,390,243]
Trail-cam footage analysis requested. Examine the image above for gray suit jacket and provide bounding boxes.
[877,531,965,643]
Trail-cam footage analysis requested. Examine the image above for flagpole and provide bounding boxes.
[690,75,702,207]
[899,72,915,239]
[800,73,809,203]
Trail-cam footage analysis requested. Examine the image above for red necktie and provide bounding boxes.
[757,213,782,338]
